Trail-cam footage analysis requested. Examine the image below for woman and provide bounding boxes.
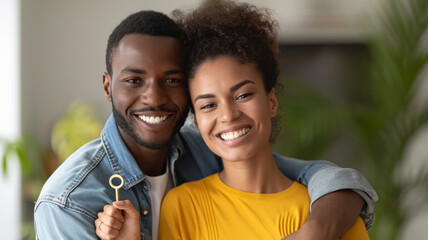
[96,1,369,239]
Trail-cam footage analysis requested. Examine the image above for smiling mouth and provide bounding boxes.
[137,114,171,125]
[219,127,251,140]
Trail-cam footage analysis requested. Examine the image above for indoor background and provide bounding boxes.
[1,0,427,239]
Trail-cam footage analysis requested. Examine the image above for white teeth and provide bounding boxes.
[138,115,168,125]
[220,127,250,140]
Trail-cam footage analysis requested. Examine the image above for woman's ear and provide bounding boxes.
[268,88,278,117]
[103,72,112,102]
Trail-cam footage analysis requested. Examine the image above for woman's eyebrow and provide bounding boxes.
[194,79,256,103]
[230,79,255,92]
[194,93,215,103]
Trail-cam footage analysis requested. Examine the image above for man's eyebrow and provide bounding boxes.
[121,68,146,74]
[120,68,182,75]
[164,69,183,75]
[194,93,215,103]
[230,79,255,92]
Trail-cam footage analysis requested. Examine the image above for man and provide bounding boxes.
[34,10,377,240]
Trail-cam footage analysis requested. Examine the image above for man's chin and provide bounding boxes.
[135,138,173,150]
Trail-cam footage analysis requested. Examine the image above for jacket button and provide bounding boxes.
[141,208,150,216]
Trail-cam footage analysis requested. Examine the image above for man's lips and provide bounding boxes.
[133,113,173,125]
[131,107,176,125]
[137,114,172,125]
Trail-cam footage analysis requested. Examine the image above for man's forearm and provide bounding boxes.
[273,154,378,232]
[283,190,364,240]
[309,190,364,238]
[307,166,378,229]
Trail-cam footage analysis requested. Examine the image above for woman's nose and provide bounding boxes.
[218,102,240,123]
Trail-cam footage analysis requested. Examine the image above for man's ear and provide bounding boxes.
[268,88,278,117]
[103,72,112,102]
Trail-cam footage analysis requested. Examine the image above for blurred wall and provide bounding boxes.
[20,0,377,147]
[19,0,427,239]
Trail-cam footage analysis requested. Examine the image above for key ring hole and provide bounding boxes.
[109,174,124,189]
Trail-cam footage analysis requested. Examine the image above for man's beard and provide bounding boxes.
[111,96,189,150]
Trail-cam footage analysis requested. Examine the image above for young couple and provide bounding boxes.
[93,1,372,239]
[35,1,376,239]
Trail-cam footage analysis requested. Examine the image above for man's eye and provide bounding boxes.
[165,78,181,84]
[125,78,140,84]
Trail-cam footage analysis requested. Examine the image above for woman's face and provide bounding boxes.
[189,56,278,162]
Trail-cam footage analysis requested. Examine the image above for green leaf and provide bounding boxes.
[1,151,7,176]
[15,147,31,177]
[1,142,13,177]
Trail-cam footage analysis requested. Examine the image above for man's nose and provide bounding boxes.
[219,102,240,123]
[141,80,168,107]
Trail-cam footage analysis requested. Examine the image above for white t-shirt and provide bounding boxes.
[145,163,174,240]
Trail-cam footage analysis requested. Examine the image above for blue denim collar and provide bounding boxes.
[101,114,182,189]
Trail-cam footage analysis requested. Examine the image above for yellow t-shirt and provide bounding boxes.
[159,173,368,240]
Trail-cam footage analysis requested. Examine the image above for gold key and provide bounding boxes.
[109,174,124,202]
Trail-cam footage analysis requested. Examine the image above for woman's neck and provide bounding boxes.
[219,146,293,193]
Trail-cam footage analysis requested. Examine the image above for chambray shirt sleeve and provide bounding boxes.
[273,153,378,230]
[307,167,378,230]
[35,202,97,240]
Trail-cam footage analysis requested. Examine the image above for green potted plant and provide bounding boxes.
[273,0,428,239]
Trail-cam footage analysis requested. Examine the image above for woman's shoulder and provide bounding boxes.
[340,217,370,240]
[283,181,309,196]
[163,174,216,204]
[278,181,311,207]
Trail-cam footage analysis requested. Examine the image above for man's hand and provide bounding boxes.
[95,200,140,240]
[283,190,364,240]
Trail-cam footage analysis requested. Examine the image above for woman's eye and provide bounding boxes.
[200,103,215,110]
[236,93,252,100]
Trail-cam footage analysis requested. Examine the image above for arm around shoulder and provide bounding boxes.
[274,154,377,239]
[273,153,378,219]
[307,166,378,229]
[288,167,377,240]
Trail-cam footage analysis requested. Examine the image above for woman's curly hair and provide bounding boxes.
[173,0,280,92]
[173,0,282,142]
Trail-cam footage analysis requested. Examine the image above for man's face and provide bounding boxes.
[103,34,189,150]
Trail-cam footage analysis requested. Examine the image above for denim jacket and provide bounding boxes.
[34,115,377,240]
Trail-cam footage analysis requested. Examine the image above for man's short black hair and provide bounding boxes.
[105,10,183,75]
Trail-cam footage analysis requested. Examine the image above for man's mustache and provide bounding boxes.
[131,106,176,113]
